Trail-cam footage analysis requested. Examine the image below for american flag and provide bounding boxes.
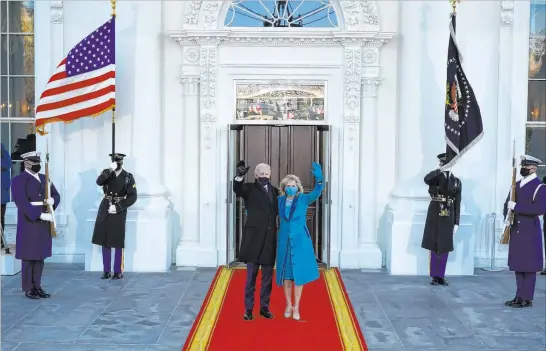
[441,13,483,170]
[35,17,115,135]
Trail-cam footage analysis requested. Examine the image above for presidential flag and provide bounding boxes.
[35,17,115,135]
[442,13,483,170]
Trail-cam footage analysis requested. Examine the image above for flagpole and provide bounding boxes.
[111,0,116,161]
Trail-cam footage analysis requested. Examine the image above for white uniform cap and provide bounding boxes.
[21,151,41,160]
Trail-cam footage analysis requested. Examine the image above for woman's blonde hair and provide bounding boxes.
[279,174,304,196]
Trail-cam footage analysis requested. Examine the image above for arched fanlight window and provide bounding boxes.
[224,0,338,28]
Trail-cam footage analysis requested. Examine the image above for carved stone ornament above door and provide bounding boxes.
[180,0,382,32]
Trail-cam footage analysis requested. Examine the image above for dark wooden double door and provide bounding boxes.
[229,125,330,266]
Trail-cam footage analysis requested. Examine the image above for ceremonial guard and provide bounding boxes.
[422,153,462,286]
[233,161,278,320]
[92,153,137,279]
[11,152,60,299]
[503,155,546,307]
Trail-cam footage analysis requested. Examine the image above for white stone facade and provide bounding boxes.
[3,0,541,273]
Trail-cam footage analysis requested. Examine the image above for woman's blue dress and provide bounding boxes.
[282,198,294,281]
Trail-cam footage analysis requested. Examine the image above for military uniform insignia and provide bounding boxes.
[133,183,136,188]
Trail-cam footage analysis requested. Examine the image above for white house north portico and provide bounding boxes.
[168,0,393,269]
[2,0,543,275]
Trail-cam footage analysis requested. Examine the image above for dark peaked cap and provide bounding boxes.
[109,153,126,161]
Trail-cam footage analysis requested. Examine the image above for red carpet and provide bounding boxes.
[182,267,367,351]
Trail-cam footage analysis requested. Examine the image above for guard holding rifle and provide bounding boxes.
[92,153,137,280]
[421,153,462,286]
[11,151,60,299]
[503,155,545,308]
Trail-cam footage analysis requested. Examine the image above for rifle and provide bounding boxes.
[500,140,516,244]
[44,143,57,238]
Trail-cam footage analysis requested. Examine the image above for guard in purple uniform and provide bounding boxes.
[503,155,546,308]
[11,151,60,299]
[92,153,137,280]
[422,153,462,286]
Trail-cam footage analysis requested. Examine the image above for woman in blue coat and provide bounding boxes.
[276,162,324,320]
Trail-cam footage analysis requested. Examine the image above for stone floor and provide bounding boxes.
[0,264,545,351]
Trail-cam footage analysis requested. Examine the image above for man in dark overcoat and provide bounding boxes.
[421,153,462,286]
[540,177,546,275]
[233,161,278,320]
[92,153,137,280]
[503,155,546,307]
[12,151,60,299]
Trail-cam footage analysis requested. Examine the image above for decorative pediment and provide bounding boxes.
[169,29,393,48]
[181,0,381,31]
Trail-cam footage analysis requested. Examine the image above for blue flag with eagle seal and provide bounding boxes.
[442,13,484,170]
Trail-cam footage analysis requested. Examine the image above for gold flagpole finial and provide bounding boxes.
[111,0,116,17]
[450,0,459,13]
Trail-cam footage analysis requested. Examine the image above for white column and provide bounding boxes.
[386,1,455,275]
[48,1,68,238]
[196,45,219,266]
[358,75,382,268]
[86,1,171,272]
[176,76,203,266]
[339,45,362,268]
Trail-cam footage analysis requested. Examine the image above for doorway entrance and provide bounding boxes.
[225,124,332,269]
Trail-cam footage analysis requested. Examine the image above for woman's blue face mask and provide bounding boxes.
[285,186,298,196]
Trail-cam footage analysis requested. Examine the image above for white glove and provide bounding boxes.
[504,219,510,227]
[507,201,516,210]
[453,224,459,234]
[108,205,117,214]
[44,198,54,206]
[39,213,53,222]
[109,162,117,171]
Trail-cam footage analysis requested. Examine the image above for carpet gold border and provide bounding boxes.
[325,269,364,350]
[186,267,233,351]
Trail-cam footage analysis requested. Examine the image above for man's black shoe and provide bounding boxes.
[25,289,39,300]
[243,310,253,320]
[35,288,50,298]
[260,308,273,319]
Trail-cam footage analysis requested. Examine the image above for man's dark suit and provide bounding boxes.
[233,177,278,315]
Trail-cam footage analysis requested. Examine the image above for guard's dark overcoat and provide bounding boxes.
[233,179,278,266]
[92,168,137,248]
[503,176,546,272]
[12,171,60,260]
[421,169,462,254]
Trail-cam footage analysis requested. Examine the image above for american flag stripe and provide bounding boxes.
[36,18,115,133]
[37,68,115,104]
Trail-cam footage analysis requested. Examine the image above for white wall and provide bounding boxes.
[3,0,535,270]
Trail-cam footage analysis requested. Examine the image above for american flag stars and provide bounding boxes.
[66,19,115,77]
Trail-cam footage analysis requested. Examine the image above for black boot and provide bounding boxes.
[35,288,50,298]
[505,296,521,307]
[112,273,123,280]
[243,309,253,320]
[25,289,40,300]
[540,270,546,275]
[438,278,449,286]
[513,299,533,308]
[430,277,440,285]
[260,308,274,319]
[101,272,111,279]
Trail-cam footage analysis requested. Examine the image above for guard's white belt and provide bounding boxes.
[30,202,44,206]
